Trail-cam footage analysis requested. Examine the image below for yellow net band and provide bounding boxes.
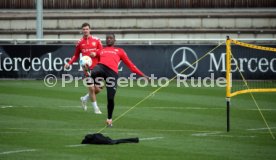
[231,39,276,52]
[230,88,276,97]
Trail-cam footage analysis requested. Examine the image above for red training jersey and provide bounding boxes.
[97,46,145,77]
[68,35,103,69]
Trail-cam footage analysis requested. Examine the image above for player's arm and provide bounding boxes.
[120,49,147,77]
[68,47,81,65]
[64,44,81,68]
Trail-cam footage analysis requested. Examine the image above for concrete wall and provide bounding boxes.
[0,9,275,44]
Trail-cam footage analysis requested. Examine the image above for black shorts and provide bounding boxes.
[86,80,104,89]
[90,64,118,85]
[84,71,103,88]
[90,64,118,99]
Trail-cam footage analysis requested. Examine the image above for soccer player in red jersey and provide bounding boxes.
[64,23,103,114]
[91,33,149,127]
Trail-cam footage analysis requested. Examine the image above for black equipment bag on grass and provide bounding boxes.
[81,133,139,145]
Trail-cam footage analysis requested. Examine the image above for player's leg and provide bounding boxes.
[105,70,118,127]
[105,85,116,127]
[88,85,102,114]
[80,82,101,113]
[88,65,106,114]
[80,65,91,111]
[81,79,103,112]
[94,84,103,94]
[80,93,89,111]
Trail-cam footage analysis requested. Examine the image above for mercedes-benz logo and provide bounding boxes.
[171,47,198,77]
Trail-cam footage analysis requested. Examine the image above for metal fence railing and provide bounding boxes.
[1,38,276,45]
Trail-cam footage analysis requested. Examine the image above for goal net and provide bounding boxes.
[225,37,276,133]
[226,38,276,98]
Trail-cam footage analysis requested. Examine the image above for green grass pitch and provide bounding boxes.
[0,80,275,160]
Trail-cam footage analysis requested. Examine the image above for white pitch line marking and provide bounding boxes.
[247,127,276,131]
[144,129,218,133]
[0,105,34,109]
[0,149,37,155]
[139,137,164,141]
[0,105,13,109]
[2,127,93,131]
[0,131,28,134]
[66,144,88,148]
[207,135,256,138]
[246,109,276,111]
[58,106,80,108]
[191,132,256,138]
[191,131,222,137]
